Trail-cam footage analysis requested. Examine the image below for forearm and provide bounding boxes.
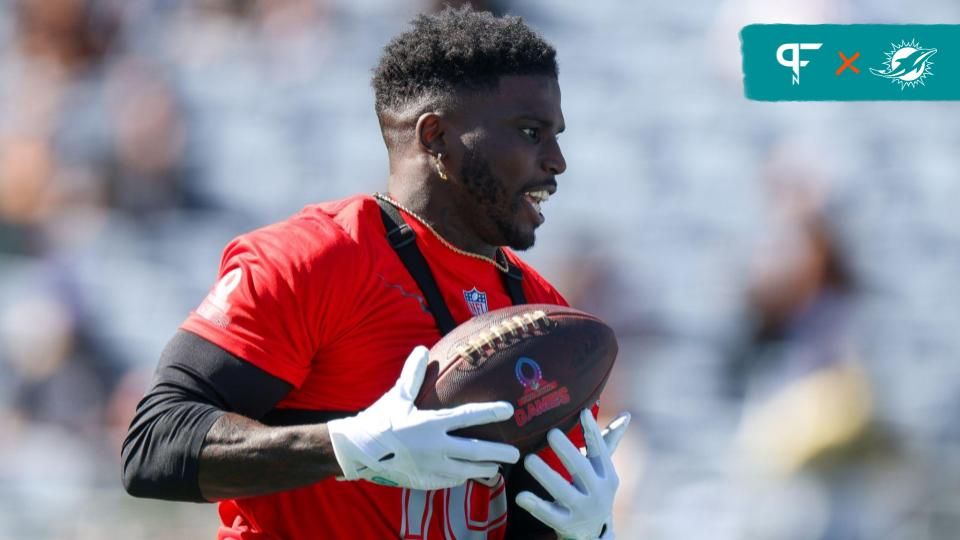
[122,331,299,502]
[198,412,342,500]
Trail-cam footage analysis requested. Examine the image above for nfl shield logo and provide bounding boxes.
[463,287,488,316]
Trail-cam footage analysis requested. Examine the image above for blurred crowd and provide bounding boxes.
[2,0,960,538]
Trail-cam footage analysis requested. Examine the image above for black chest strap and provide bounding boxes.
[377,199,458,336]
[500,258,527,305]
[375,198,526,336]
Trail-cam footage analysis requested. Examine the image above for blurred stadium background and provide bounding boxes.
[2,0,960,538]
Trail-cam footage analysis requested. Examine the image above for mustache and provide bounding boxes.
[519,178,558,193]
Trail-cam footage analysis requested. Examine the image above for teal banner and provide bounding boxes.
[741,24,960,101]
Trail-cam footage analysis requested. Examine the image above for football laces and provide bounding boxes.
[457,310,551,362]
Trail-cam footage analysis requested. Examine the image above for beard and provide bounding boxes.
[459,147,536,251]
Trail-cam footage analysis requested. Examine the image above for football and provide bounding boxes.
[415,304,618,454]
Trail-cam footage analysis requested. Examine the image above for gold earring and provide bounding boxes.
[435,153,448,181]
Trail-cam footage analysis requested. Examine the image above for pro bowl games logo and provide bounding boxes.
[515,357,544,391]
[513,357,571,427]
[463,287,488,316]
[870,39,937,89]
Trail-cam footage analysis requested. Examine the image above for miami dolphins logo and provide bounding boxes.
[870,39,937,89]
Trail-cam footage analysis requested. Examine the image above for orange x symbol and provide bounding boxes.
[836,51,860,75]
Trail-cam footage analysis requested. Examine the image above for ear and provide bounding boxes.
[415,112,446,157]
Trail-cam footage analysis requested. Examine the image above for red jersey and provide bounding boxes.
[181,195,578,539]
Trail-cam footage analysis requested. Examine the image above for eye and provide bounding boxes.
[520,127,541,142]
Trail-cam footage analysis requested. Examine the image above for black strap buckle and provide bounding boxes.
[385,223,416,249]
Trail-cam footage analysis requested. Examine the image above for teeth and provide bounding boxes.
[525,190,551,203]
[524,194,542,213]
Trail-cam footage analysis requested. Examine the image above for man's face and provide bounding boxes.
[447,75,566,251]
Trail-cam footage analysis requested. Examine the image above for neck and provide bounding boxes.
[385,177,499,260]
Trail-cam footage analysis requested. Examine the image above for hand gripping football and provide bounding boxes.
[415,304,618,454]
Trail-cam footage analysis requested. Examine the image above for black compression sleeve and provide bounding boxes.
[121,330,292,502]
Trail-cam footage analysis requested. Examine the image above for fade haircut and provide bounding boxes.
[372,6,557,116]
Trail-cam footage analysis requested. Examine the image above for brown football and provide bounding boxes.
[415,304,618,454]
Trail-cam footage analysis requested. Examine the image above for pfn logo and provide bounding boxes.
[776,43,823,85]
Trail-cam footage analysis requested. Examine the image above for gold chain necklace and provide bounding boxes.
[374,193,509,273]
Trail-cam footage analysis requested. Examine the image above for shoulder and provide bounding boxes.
[503,250,569,307]
[223,195,383,274]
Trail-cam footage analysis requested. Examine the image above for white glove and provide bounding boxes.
[516,409,630,540]
[327,346,521,490]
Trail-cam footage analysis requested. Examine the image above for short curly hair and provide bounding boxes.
[372,7,557,114]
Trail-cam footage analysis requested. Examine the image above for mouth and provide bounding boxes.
[520,183,556,224]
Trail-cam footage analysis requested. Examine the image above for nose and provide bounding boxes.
[541,138,566,176]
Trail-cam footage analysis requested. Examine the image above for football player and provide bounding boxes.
[122,7,629,539]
